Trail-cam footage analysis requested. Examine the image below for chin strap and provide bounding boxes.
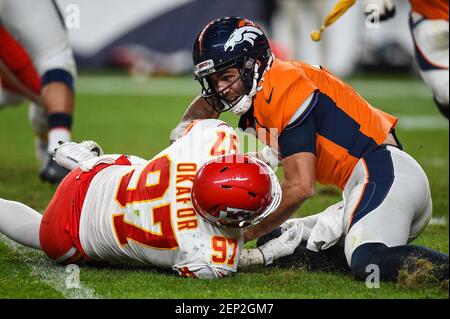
[256,52,275,92]
[228,53,275,116]
[227,63,260,115]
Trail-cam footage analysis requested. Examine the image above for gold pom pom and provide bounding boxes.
[311,30,321,42]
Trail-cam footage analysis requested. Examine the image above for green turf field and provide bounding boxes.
[0,74,448,299]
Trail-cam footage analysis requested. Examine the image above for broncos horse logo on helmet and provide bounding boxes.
[224,26,264,52]
[192,17,273,115]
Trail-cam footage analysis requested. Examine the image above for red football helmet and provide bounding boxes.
[191,154,281,228]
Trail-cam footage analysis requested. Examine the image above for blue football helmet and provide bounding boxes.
[192,17,272,114]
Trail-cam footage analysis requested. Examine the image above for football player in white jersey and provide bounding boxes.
[0,119,303,279]
[0,0,77,183]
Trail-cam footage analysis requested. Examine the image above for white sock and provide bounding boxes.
[0,199,42,250]
[47,128,71,154]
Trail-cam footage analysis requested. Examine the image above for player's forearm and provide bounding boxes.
[170,95,220,143]
[181,95,219,122]
[244,180,313,242]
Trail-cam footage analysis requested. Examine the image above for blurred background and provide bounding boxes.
[0,0,448,299]
[56,0,415,78]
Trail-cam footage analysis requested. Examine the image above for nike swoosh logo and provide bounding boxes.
[265,88,274,104]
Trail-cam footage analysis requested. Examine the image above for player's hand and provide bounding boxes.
[362,0,396,22]
[247,146,280,168]
[280,218,304,232]
[53,140,104,171]
[258,223,304,265]
[78,140,104,157]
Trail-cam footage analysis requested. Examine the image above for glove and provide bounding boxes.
[260,146,280,168]
[78,140,103,157]
[280,217,314,240]
[280,218,303,231]
[362,0,396,22]
[53,140,104,171]
[247,146,280,169]
[258,223,304,265]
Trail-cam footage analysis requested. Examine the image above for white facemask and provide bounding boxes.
[222,53,275,116]
[246,156,282,227]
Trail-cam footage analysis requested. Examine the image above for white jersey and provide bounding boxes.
[79,120,243,279]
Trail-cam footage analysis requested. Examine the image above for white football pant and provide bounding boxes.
[342,146,432,266]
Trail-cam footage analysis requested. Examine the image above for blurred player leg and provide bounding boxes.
[410,12,449,119]
[1,0,77,183]
[28,102,49,164]
[0,25,50,165]
[0,87,25,109]
[343,146,448,282]
[0,90,48,163]
[0,198,42,250]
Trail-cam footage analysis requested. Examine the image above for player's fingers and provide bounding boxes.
[288,223,304,245]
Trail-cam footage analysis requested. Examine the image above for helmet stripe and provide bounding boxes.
[238,18,256,27]
[198,19,216,52]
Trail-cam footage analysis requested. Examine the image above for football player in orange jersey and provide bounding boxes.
[170,17,448,283]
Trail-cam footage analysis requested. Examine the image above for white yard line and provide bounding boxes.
[76,76,450,131]
[349,79,433,99]
[75,75,433,98]
[422,158,448,168]
[0,234,99,299]
[77,75,198,96]
[396,115,449,130]
[430,217,448,226]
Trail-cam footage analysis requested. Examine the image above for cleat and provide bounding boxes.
[39,155,71,184]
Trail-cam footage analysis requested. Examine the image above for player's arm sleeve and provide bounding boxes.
[79,154,132,171]
[126,155,147,166]
[174,265,232,279]
[278,104,317,159]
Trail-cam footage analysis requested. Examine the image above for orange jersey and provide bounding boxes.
[246,59,398,189]
[409,0,449,20]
